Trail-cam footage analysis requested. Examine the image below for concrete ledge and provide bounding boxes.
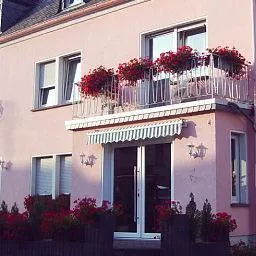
[114,239,161,249]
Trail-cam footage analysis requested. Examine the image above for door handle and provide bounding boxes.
[133,166,137,223]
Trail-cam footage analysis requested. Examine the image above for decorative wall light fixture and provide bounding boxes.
[0,160,11,170]
[80,152,97,167]
[188,143,207,159]
[187,143,200,158]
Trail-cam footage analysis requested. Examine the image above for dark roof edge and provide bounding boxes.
[0,0,132,44]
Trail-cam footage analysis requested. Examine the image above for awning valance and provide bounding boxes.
[87,119,186,144]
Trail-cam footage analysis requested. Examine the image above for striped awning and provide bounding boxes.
[87,119,186,144]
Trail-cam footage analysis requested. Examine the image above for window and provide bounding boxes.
[35,157,53,195]
[148,31,176,61]
[143,22,206,106]
[62,55,81,102]
[38,61,56,107]
[178,26,206,53]
[32,154,72,199]
[59,155,72,195]
[146,22,206,58]
[231,133,247,203]
[35,53,81,108]
[65,0,83,8]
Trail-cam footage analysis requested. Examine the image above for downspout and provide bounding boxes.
[252,0,256,239]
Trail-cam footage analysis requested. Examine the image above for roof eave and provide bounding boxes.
[0,0,131,44]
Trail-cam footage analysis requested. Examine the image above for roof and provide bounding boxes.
[0,0,104,37]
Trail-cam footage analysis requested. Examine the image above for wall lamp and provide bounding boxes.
[0,160,11,170]
[80,152,96,167]
[187,143,200,158]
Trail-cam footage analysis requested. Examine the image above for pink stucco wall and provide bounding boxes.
[71,113,217,208]
[215,110,256,236]
[0,0,255,237]
[71,113,217,210]
[173,112,217,211]
[72,130,103,203]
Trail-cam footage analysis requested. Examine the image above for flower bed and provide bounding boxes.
[0,196,120,245]
[159,195,235,256]
[0,196,120,255]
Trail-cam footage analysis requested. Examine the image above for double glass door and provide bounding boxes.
[113,143,171,238]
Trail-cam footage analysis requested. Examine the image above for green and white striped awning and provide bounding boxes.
[87,119,186,144]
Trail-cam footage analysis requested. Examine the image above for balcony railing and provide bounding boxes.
[72,54,251,119]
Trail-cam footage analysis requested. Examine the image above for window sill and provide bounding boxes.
[31,102,74,112]
[230,203,250,208]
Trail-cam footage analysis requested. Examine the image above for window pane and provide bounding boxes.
[39,61,55,87]
[231,138,237,197]
[150,32,175,61]
[231,133,247,203]
[67,0,81,6]
[60,155,72,195]
[41,87,55,106]
[35,157,53,195]
[64,57,81,101]
[239,135,247,203]
[183,27,206,53]
[145,144,171,233]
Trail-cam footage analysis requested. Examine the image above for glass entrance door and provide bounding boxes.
[143,143,171,238]
[114,146,140,237]
[113,143,171,238]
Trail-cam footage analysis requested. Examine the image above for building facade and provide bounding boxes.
[0,0,256,242]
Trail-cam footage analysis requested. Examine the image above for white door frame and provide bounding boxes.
[103,139,173,239]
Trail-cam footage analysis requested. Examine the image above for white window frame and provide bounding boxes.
[65,0,83,8]
[141,19,207,59]
[102,139,174,239]
[230,131,248,204]
[35,60,58,108]
[31,153,72,199]
[60,54,81,103]
[34,51,82,109]
[139,20,207,105]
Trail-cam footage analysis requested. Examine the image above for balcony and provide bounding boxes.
[72,54,251,119]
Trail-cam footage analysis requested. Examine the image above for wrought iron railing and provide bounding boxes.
[72,54,251,119]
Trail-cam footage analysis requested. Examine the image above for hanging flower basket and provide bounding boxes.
[79,66,116,97]
[117,58,154,85]
[208,46,247,79]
